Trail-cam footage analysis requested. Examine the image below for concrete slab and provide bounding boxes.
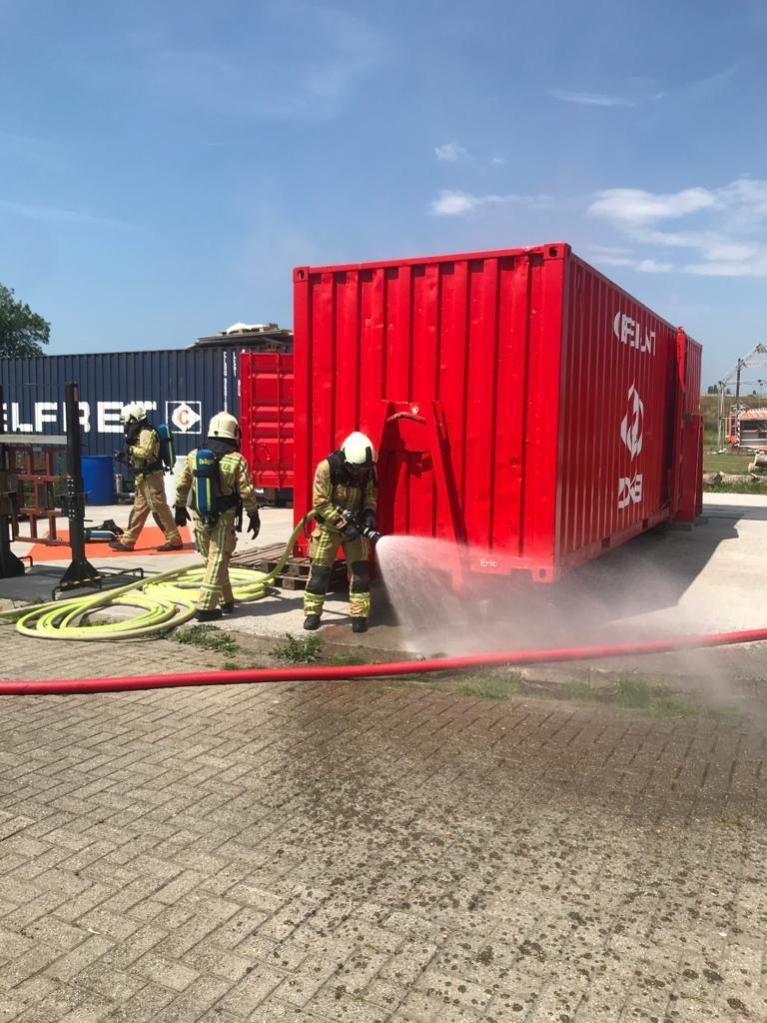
[4,493,767,654]
[10,504,296,578]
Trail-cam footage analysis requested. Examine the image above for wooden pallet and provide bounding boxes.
[231,543,347,592]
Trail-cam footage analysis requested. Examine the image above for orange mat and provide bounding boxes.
[27,526,194,562]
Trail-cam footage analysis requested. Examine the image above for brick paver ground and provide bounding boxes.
[1,629,766,1022]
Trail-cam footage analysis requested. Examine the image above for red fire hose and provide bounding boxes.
[1,626,765,696]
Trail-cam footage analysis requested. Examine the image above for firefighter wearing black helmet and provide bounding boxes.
[304,432,378,634]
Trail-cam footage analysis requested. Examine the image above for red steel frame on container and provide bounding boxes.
[292,243,702,583]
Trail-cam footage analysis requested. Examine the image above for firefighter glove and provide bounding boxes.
[247,510,261,539]
[114,450,128,465]
[174,505,190,527]
[362,509,377,531]
[342,520,360,541]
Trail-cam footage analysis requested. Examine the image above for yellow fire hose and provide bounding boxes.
[0,514,313,641]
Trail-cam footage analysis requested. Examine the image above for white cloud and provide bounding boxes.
[430,189,549,217]
[549,89,636,108]
[0,199,131,230]
[589,187,717,224]
[586,248,674,273]
[683,256,767,278]
[431,190,480,215]
[589,177,767,278]
[636,258,673,273]
[84,6,391,121]
[433,144,507,169]
[434,143,467,163]
[592,255,635,268]
[720,178,767,220]
[684,64,739,99]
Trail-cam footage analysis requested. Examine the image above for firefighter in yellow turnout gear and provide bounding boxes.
[304,432,378,634]
[174,412,260,621]
[110,404,182,551]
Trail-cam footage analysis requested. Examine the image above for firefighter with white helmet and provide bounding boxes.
[304,431,378,633]
[174,411,260,621]
[110,403,182,552]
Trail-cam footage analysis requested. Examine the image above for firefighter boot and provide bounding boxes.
[352,618,368,634]
[303,614,321,631]
[156,540,183,551]
[195,608,222,622]
[108,540,134,552]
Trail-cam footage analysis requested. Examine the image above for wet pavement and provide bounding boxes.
[0,620,766,1021]
[1,495,767,1019]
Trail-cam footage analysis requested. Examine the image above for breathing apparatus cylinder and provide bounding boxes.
[192,449,219,525]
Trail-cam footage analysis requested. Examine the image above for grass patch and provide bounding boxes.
[571,676,691,718]
[704,480,767,495]
[703,703,742,719]
[173,625,238,656]
[570,682,601,703]
[703,451,753,474]
[273,633,322,664]
[455,671,522,701]
[615,678,689,717]
[364,670,522,699]
[329,651,369,667]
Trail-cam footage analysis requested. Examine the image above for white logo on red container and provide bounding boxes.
[620,383,644,458]
[618,382,644,509]
[613,311,655,355]
[618,474,643,509]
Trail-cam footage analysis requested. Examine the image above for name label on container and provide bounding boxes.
[2,400,158,434]
[613,311,655,355]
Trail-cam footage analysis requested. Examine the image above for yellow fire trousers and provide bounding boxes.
[122,471,180,547]
[194,510,237,611]
[304,527,371,619]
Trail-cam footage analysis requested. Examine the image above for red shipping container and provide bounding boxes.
[239,352,294,490]
[292,243,702,582]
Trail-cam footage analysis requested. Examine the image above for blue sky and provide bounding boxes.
[1,0,765,383]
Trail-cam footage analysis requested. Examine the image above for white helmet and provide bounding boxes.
[208,411,240,440]
[120,403,146,425]
[341,431,376,467]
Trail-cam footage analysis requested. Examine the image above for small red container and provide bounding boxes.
[292,243,702,581]
[239,352,294,490]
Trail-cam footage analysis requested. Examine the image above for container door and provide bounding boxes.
[239,352,294,489]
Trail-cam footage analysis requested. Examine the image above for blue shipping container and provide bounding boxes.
[0,348,241,458]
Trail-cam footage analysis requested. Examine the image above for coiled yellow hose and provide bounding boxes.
[0,514,312,641]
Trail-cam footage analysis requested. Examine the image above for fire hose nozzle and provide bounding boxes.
[339,508,381,545]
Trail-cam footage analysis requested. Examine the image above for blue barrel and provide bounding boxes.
[81,455,115,505]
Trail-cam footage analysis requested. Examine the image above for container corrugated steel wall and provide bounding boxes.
[0,348,241,458]
[556,254,682,574]
[293,243,702,581]
[240,352,294,488]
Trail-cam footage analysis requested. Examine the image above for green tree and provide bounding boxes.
[0,284,50,357]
